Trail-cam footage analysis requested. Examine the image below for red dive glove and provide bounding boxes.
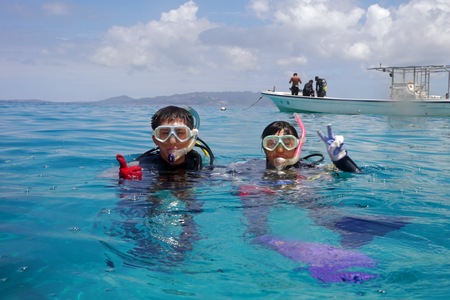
[116,154,142,180]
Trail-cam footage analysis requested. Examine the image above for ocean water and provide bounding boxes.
[1,101,450,299]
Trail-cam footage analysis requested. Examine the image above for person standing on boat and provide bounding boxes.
[315,76,327,97]
[303,79,314,96]
[289,73,302,95]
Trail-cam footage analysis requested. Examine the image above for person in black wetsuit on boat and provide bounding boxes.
[302,79,315,96]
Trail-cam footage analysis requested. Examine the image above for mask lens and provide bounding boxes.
[281,136,298,150]
[263,136,279,151]
[263,135,298,151]
[153,125,193,142]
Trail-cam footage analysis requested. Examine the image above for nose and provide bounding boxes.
[275,144,284,153]
[168,134,177,144]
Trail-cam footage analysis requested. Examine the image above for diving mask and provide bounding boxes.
[152,125,198,143]
[152,125,199,164]
[263,135,299,151]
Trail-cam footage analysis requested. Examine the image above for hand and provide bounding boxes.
[317,124,347,162]
[116,154,142,180]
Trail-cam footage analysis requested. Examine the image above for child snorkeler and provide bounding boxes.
[261,113,361,172]
[116,105,214,180]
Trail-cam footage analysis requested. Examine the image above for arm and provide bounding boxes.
[317,125,361,173]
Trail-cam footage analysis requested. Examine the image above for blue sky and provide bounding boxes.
[1,0,449,102]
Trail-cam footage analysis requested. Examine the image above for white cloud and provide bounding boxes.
[248,0,270,19]
[345,42,371,60]
[277,56,308,66]
[272,0,365,31]
[364,4,392,40]
[92,1,216,71]
[222,46,259,71]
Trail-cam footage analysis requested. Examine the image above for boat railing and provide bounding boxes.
[369,64,450,100]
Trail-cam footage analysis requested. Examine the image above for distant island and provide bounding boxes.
[0,91,274,107]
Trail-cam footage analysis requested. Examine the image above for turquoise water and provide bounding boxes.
[1,102,450,299]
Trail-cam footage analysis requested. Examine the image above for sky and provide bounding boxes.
[1,0,449,102]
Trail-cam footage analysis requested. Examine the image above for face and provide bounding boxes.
[263,129,297,169]
[152,118,193,165]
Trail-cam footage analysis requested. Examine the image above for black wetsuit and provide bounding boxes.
[233,156,407,249]
[106,149,207,267]
[136,149,203,172]
[302,81,314,96]
[263,153,360,173]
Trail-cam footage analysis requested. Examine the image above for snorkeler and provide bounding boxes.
[106,106,215,267]
[261,113,360,172]
[235,115,408,283]
[116,105,214,179]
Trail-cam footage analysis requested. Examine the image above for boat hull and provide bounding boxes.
[262,91,450,116]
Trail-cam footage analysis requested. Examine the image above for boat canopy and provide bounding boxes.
[368,65,450,100]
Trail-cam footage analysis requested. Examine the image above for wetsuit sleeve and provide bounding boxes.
[333,154,361,173]
[317,125,362,173]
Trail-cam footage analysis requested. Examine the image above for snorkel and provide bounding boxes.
[167,106,200,164]
[167,129,198,163]
[273,113,306,170]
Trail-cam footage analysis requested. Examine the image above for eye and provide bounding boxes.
[160,128,171,138]
[283,138,293,147]
[175,128,187,138]
[266,139,277,148]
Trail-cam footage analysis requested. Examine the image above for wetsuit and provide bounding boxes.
[302,81,314,96]
[105,149,207,267]
[136,149,203,172]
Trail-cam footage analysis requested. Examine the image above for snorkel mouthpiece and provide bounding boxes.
[274,113,306,171]
[167,129,198,165]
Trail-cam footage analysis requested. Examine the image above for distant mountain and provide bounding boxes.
[0,91,274,107]
[0,99,52,104]
[95,91,272,107]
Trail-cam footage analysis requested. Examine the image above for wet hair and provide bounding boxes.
[151,106,194,129]
[261,121,299,139]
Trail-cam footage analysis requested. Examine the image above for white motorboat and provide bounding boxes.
[262,65,450,116]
